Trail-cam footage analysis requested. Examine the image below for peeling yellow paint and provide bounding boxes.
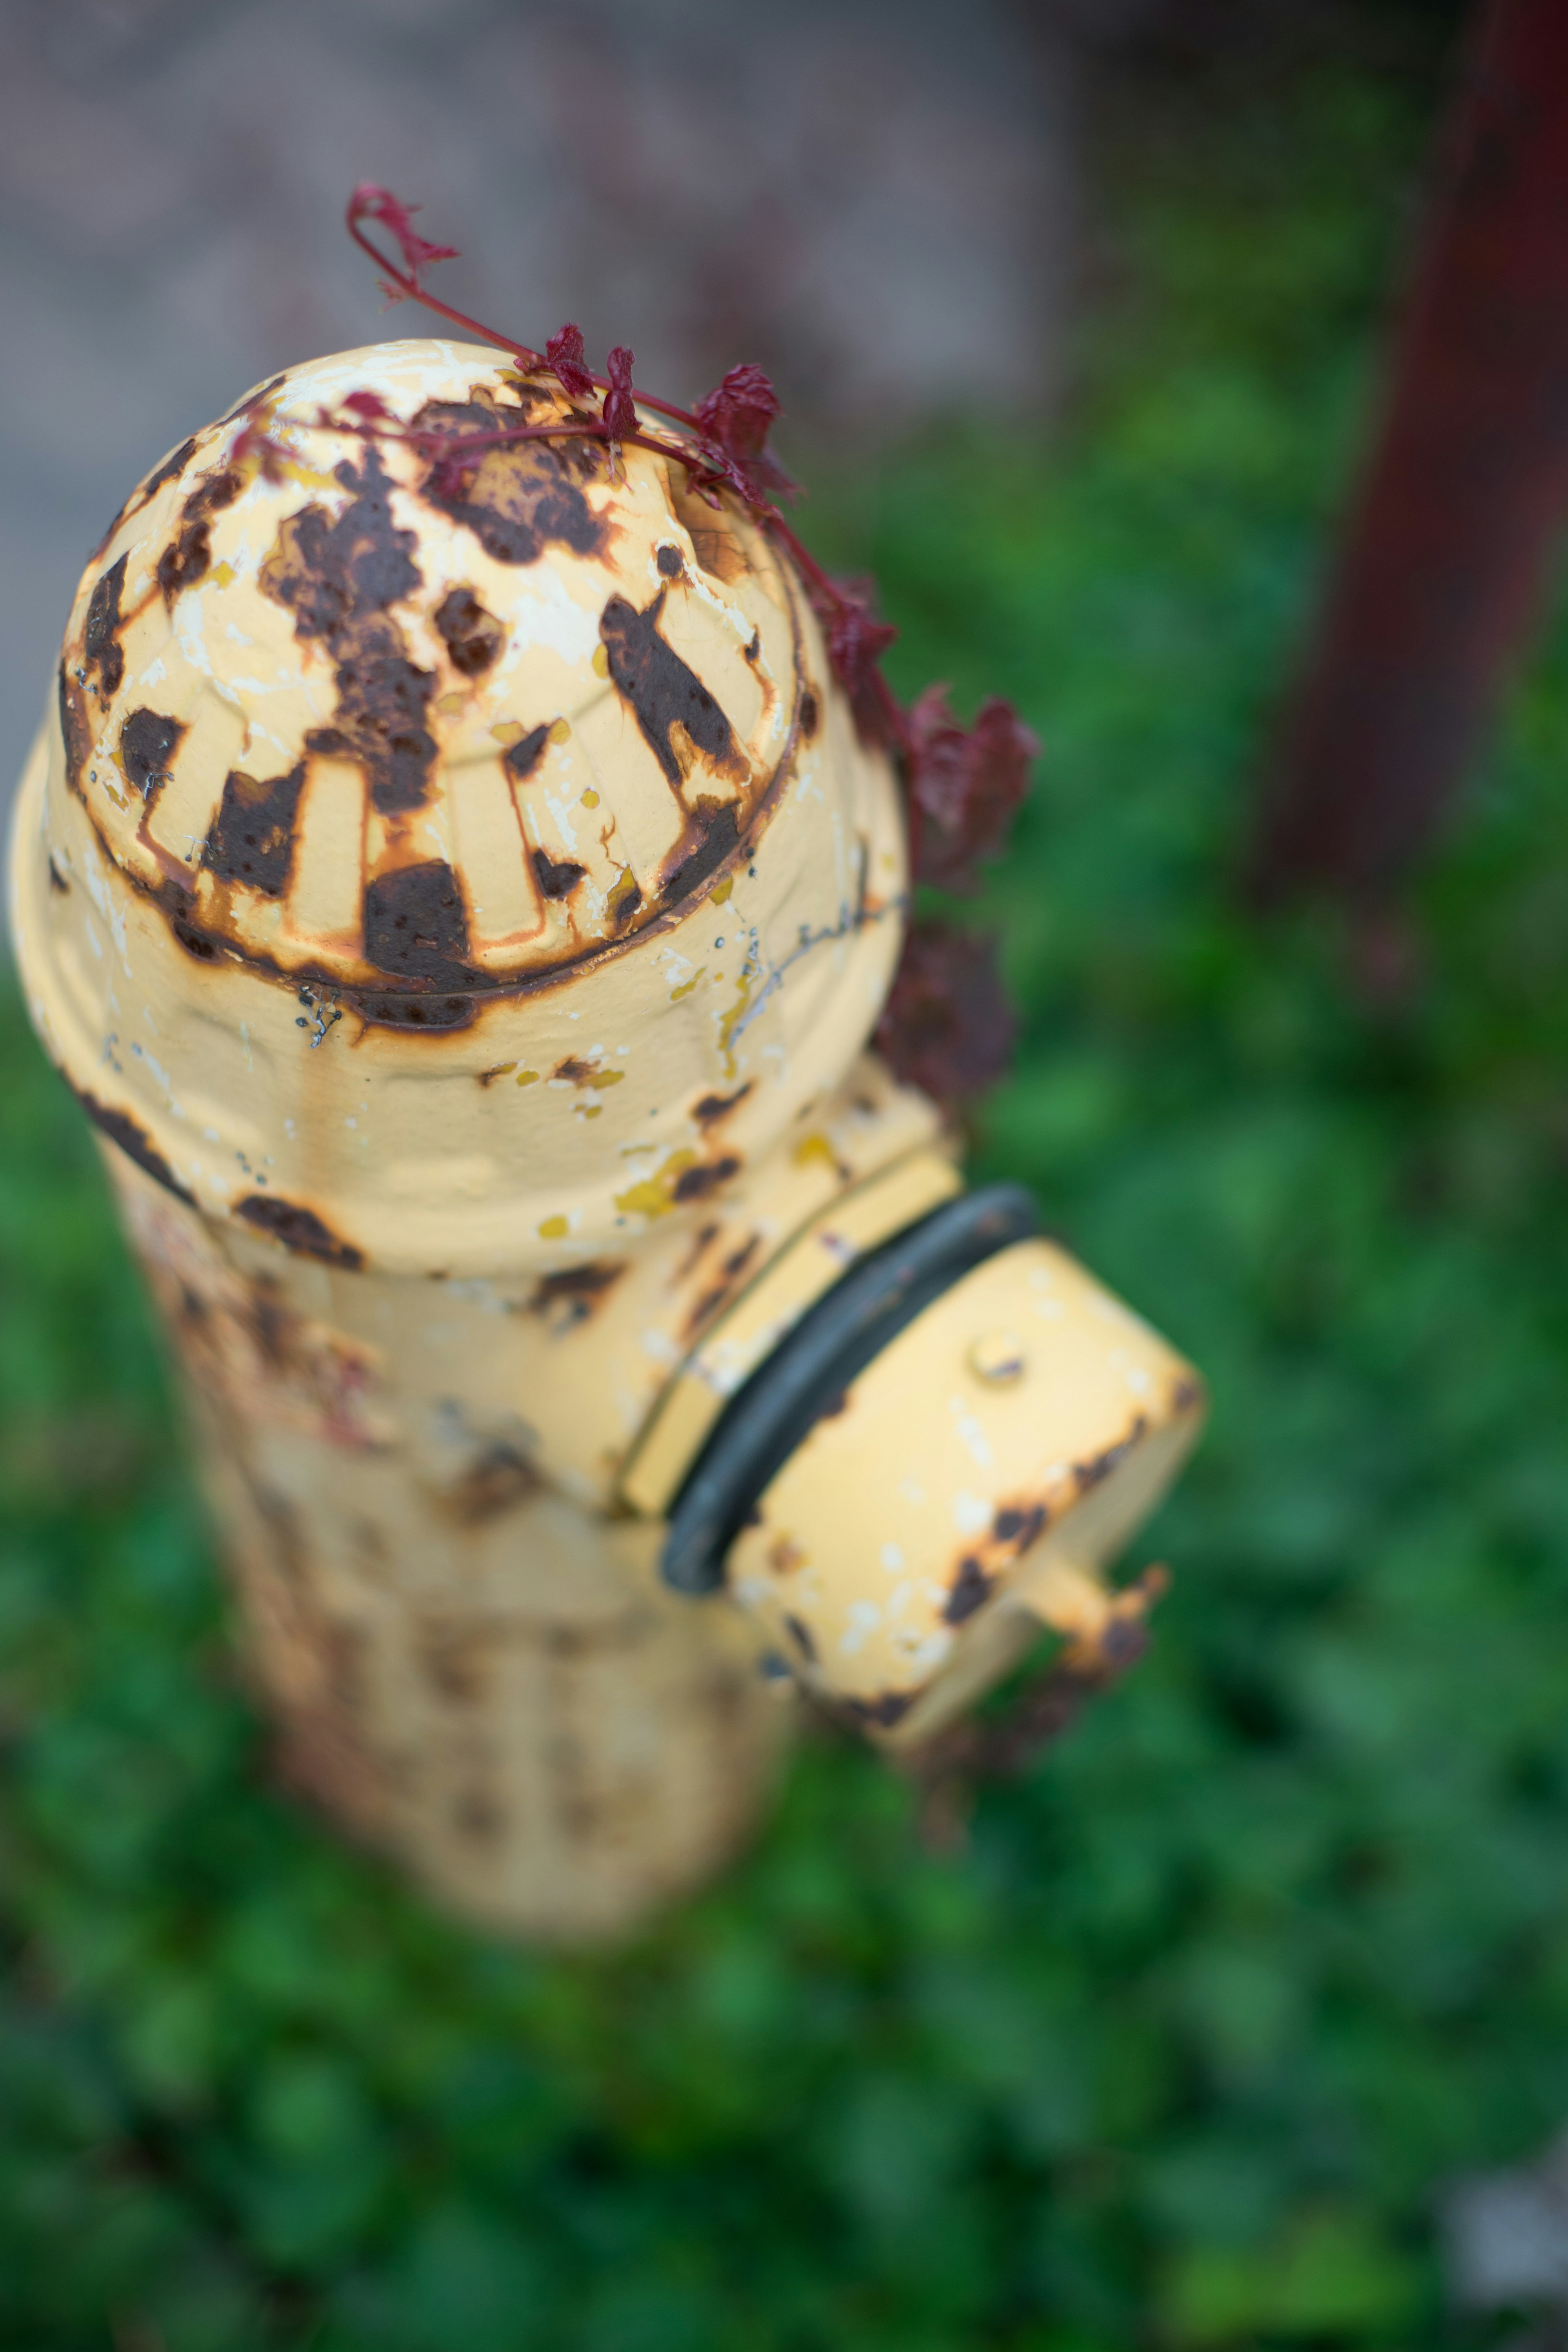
[613,1149,698,1220]
[717,971,753,1077]
[670,967,706,1002]
[537,1213,569,1238]
[792,1132,840,1174]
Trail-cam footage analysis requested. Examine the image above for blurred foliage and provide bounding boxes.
[3,23,1565,2350]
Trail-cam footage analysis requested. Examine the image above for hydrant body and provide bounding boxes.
[9,341,1203,1938]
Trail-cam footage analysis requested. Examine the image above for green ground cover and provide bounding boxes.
[4,20,1565,2347]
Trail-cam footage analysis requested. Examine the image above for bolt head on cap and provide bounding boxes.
[967,1329,1027,1385]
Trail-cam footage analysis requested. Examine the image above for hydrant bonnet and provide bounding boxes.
[13,340,905,1279]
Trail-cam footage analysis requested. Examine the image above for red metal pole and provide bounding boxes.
[1250,0,1568,908]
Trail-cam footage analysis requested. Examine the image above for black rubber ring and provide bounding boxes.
[659,1183,1039,1596]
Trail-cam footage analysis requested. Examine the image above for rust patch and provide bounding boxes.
[263,448,419,636]
[524,1260,626,1331]
[768,1535,804,1576]
[363,861,473,988]
[693,1082,753,1127]
[1171,1376,1205,1414]
[672,1219,720,1287]
[73,1087,194,1204]
[799,687,820,739]
[439,1441,542,1526]
[95,435,198,557]
[663,800,739,904]
[347,989,474,1033]
[844,1690,915,1729]
[434,585,504,675]
[607,870,643,929]
[532,847,586,900]
[685,1283,731,1334]
[305,629,437,816]
[1073,1416,1147,1496]
[216,372,287,432]
[236,1194,364,1270]
[82,552,128,699]
[172,918,218,962]
[203,762,305,897]
[134,436,199,503]
[415,392,606,566]
[672,1154,742,1203]
[554,1056,595,1083]
[262,448,437,815]
[684,1227,763,1337]
[47,855,69,895]
[120,708,186,806]
[784,1613,817,1664]
[993,1503,1047,1550]
[655,543,685,579]
[156,463,241,602]
[599,587,742,791]
[418,1619,493,1703]
[503,722,551,784]
[944,1556,996,1626]
[58,663,93,788]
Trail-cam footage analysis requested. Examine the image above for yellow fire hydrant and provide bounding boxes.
[7,335,1203,1940]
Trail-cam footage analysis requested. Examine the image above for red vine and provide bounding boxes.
[335,184,1037,1101]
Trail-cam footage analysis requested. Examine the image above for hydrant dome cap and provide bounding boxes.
[58,340,817,1000]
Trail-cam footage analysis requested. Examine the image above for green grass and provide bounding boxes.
[4,29,1565,2349]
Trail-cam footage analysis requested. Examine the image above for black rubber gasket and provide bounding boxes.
[659,1183,1038,1596]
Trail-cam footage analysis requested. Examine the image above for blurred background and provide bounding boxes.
[19,0,1568,2346]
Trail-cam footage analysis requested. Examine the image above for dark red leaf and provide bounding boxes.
[693,363,794,498]
[812,579,900,744]
[347,185,459,283]
[694,364,781,462]
[906,686,1038,892]
[604,345,637,439]
[873,920,1016,1105]
[546,323,596,402]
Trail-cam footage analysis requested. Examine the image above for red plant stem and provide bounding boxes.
[347,207,702,430]
[1250,0,1568,905]
[343,197,911,761]
[347,209,544,370]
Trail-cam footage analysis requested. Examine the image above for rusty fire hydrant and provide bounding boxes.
[6,339,1203,1940]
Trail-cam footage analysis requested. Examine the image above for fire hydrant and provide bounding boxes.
[7,338,1203,1940]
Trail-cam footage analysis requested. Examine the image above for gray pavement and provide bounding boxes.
[0,0,1106,872]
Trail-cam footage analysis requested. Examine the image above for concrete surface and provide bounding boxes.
[0,0,1102,861]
